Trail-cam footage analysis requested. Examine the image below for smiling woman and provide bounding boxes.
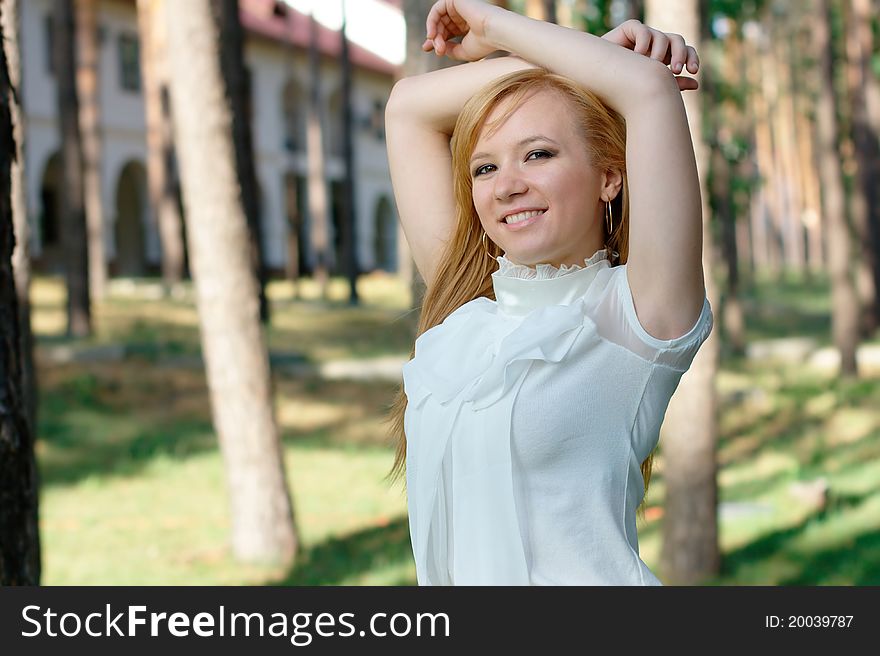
[383,0,713,586]
[468,87,621,267]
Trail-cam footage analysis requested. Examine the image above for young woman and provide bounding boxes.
[385,0,714,585]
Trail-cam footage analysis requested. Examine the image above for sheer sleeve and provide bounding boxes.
[588,264,714,372]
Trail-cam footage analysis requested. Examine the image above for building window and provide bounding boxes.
[371,100,385,141]
[118,34,141,92]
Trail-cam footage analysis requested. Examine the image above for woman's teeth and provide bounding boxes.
[505,210,545,224]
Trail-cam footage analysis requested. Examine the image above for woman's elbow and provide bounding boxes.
[637,58,681,98]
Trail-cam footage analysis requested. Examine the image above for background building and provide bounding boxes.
[22,0,403,277]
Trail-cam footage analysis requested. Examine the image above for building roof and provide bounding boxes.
[241,0,399,77]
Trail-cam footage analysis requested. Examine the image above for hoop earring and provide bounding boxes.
[482,232,495,260]
[605,200,620,262]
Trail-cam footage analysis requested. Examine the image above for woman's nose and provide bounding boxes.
[494,167,528,200]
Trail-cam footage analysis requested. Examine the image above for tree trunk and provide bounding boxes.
[136,0,186,294]
[789,7,825,278]
[706,27,744,356]
[75,0,107,300]
[211,0,269,323]
[845,0,880,337]
[339,2,359,305]
[0,0,41,585]
[645,0,721,585]
[813,0,861,378]
[865,0,880,326]
[306,12,330,300]
[165,0,298,565]
[2,0,36,437]
[54,0,90,337]
[525,0,557,22]
[774,13,807,275]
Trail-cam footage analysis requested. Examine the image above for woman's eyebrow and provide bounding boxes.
[470,135,560,165]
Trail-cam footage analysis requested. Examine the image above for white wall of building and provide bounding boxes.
[19,0,399,274]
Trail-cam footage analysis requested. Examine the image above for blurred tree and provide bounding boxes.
[304,11,331,300]
[339,1,359,305]
[525,0,557,22]
[645,0,722,585]
[0,0,41,585]
[814,0,861,377]
[136,0,186,294]
[212,0,269,323]
[165,0,298,566]
[53,0,91,337]
[75,0,107,300]
[1,0,36,438]
[705,14,747,356]
[845,0,880,336]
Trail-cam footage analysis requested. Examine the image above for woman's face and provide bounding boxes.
[470,89,613,268]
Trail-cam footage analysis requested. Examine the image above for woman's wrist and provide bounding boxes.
[483,4,532,57]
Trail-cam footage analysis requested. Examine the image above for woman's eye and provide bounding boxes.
[473,151,552,177]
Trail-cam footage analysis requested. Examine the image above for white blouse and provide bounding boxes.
[402,247,714,585]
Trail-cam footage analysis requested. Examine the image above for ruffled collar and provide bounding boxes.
[491,247,610,317]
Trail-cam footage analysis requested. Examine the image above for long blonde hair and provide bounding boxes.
[384,68,657,519]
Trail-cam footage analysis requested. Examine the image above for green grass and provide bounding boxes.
[31,266,880,585]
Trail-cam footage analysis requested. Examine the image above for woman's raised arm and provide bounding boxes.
[424,0,697,115]
[425,0,708,340]
[385,55,536,285]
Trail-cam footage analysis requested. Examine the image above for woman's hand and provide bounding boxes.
[421,0,505,62]
[601,19,700,91]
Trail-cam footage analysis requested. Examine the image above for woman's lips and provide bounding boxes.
[501,210,546,230]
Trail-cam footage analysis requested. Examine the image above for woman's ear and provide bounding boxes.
[601,168,624,202]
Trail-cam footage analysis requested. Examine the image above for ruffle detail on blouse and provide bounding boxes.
[494,248,610,280]
[403,295,592,412]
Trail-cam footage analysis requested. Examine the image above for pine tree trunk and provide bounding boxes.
[716,19,746,355]
[0,0,41,584]
[864,0,880,327]
[845,0,880,337]
[339,7,359,305]
[773,16,806,274]
[306,12,330,300]
[165,0,298,565]
[789,9,825,278]
[525,0,557,22]
[75,0,107,300]
[211,0,269,323]
[136,0,185,294]
[645,0,721,585]
[813,0,861,378]
[54,0,90,337]
[2,0,37,437]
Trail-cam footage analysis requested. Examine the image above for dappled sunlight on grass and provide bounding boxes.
[30,268,880,585]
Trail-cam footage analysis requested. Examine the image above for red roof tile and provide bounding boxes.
[240,0,399,77]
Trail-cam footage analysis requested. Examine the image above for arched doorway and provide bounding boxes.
[373,195,397,272]
[284,172,309,276]
[114,160,148,277]
[37,152,63,273]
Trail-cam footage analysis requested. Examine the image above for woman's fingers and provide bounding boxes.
[666,33,688,73]
[633,26,652,55]
[686,45,700,73]
[649,32,670,61]
[676,75,699,91]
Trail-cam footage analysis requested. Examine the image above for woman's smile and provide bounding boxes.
[500,209,547,230]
